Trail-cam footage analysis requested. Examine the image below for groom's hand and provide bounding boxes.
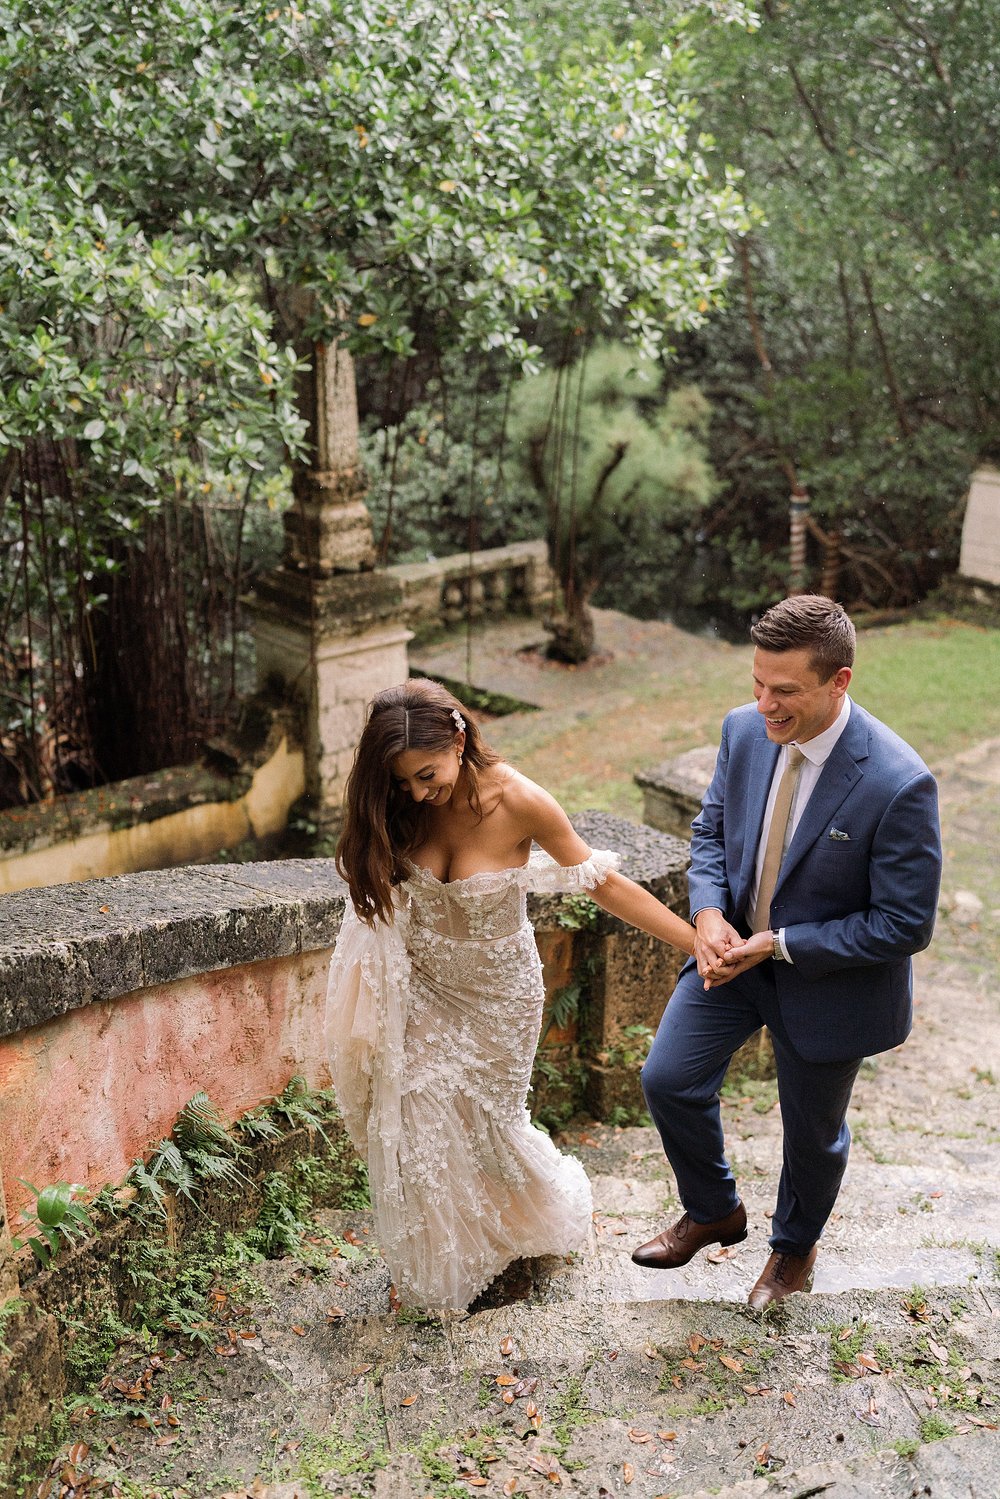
[694,909,741,989]
[705,930,774,987]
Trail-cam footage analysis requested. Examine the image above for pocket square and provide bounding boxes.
[828,828,851,841]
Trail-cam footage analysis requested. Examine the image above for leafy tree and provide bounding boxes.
[676,0,995,610]
[508,343,716,659]
[0,0,755,801]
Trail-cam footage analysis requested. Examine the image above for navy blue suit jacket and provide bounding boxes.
[688,701,942,1064]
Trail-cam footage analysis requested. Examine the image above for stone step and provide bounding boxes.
[667,1427,1000,1499]
[70,1230,999,1499]
[553,1160,997,1306]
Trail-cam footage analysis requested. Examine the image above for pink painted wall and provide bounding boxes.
[0,949,334,1219]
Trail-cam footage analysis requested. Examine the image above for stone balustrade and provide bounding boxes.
[385,538,554,640]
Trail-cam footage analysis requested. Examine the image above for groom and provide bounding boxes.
[635,595,942,1308]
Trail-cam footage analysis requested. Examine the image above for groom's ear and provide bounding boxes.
[831,666,852,696]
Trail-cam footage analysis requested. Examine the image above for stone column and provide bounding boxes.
[248,313,410,819]
[959,465,1000,588]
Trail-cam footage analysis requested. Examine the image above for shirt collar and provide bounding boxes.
[792,694,852,767]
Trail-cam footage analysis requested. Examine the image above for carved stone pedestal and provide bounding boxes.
[252,569,411,817]
[248,324,410,819]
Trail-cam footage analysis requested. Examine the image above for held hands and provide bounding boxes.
[694,910,775,990]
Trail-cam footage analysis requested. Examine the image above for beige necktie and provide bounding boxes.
[750,747,806,933]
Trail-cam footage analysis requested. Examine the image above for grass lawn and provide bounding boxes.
[497,615,1000,818]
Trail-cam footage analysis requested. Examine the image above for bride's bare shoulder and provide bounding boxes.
[491,765,563,824]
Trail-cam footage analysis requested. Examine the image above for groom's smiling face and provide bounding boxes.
[752,647,852,745]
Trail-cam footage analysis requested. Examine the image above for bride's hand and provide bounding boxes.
[703,930,774,988]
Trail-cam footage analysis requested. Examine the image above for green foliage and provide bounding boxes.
[12,1180,92,1267]
[665,1,996,614]
[360,368,542,566]
[555,894,602,932]
[1,0,750,371]
[919,1412,956,1443]
[0,1297,29,1353]
[598,1024,656,1069]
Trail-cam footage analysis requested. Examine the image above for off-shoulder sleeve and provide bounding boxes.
[324,895,411,1158]
[520,847,621,895]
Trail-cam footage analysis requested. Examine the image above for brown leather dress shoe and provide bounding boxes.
[631,1202,747,1269]
[747,1246,817,1310]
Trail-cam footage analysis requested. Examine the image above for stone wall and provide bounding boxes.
[634,745,718,841]
[0,815,688,1232]
[0,708,305,896]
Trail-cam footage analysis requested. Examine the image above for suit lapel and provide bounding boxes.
[737,735,780,903]
[777,708,870,889]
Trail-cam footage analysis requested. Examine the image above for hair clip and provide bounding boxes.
[451,708,466,733]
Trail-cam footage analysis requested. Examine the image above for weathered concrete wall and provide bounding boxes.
[0,816,691,1228]
[0,732,305,896]
[0,950,334,1214]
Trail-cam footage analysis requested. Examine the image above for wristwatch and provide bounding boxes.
[771,931,783,961]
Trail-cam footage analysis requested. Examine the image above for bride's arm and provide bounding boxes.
[510,775,697,958]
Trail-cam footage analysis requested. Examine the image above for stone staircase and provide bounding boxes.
[48,995,1000,1499]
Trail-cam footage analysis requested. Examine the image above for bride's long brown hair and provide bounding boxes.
[336,678,501,924]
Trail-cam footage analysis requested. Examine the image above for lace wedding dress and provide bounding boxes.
[326,848,619,1311]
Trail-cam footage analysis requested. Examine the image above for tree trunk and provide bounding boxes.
[543,595,595,664]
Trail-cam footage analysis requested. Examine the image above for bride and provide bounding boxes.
[326,678,696,1312]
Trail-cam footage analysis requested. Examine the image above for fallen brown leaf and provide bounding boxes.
[755,1443,770,1466]
[627,1428,652,1443]
[687,1332,707,1354]
[782,1391,796,1407]
[719,1354,743,1373]
[500,1335,515,1358]
[290,1325,307,1337]
[400,1394,418,1407]
[495,1373,516,1386]
[623,1460,635,1484]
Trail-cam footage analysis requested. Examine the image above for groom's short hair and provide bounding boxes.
[751,595,856,681]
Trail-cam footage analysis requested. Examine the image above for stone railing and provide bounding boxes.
[385,538,554,641]
[0,813,688,1274]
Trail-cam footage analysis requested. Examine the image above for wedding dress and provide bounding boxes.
[325,847,619,1311]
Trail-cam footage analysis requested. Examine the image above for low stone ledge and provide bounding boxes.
[0,763,252,858]
[634,745,717,840]
[0,859,347,1040]
[0,814,688,1042]
[529,809,689,927]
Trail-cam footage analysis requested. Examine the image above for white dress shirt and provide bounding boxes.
[749,695,852,960]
